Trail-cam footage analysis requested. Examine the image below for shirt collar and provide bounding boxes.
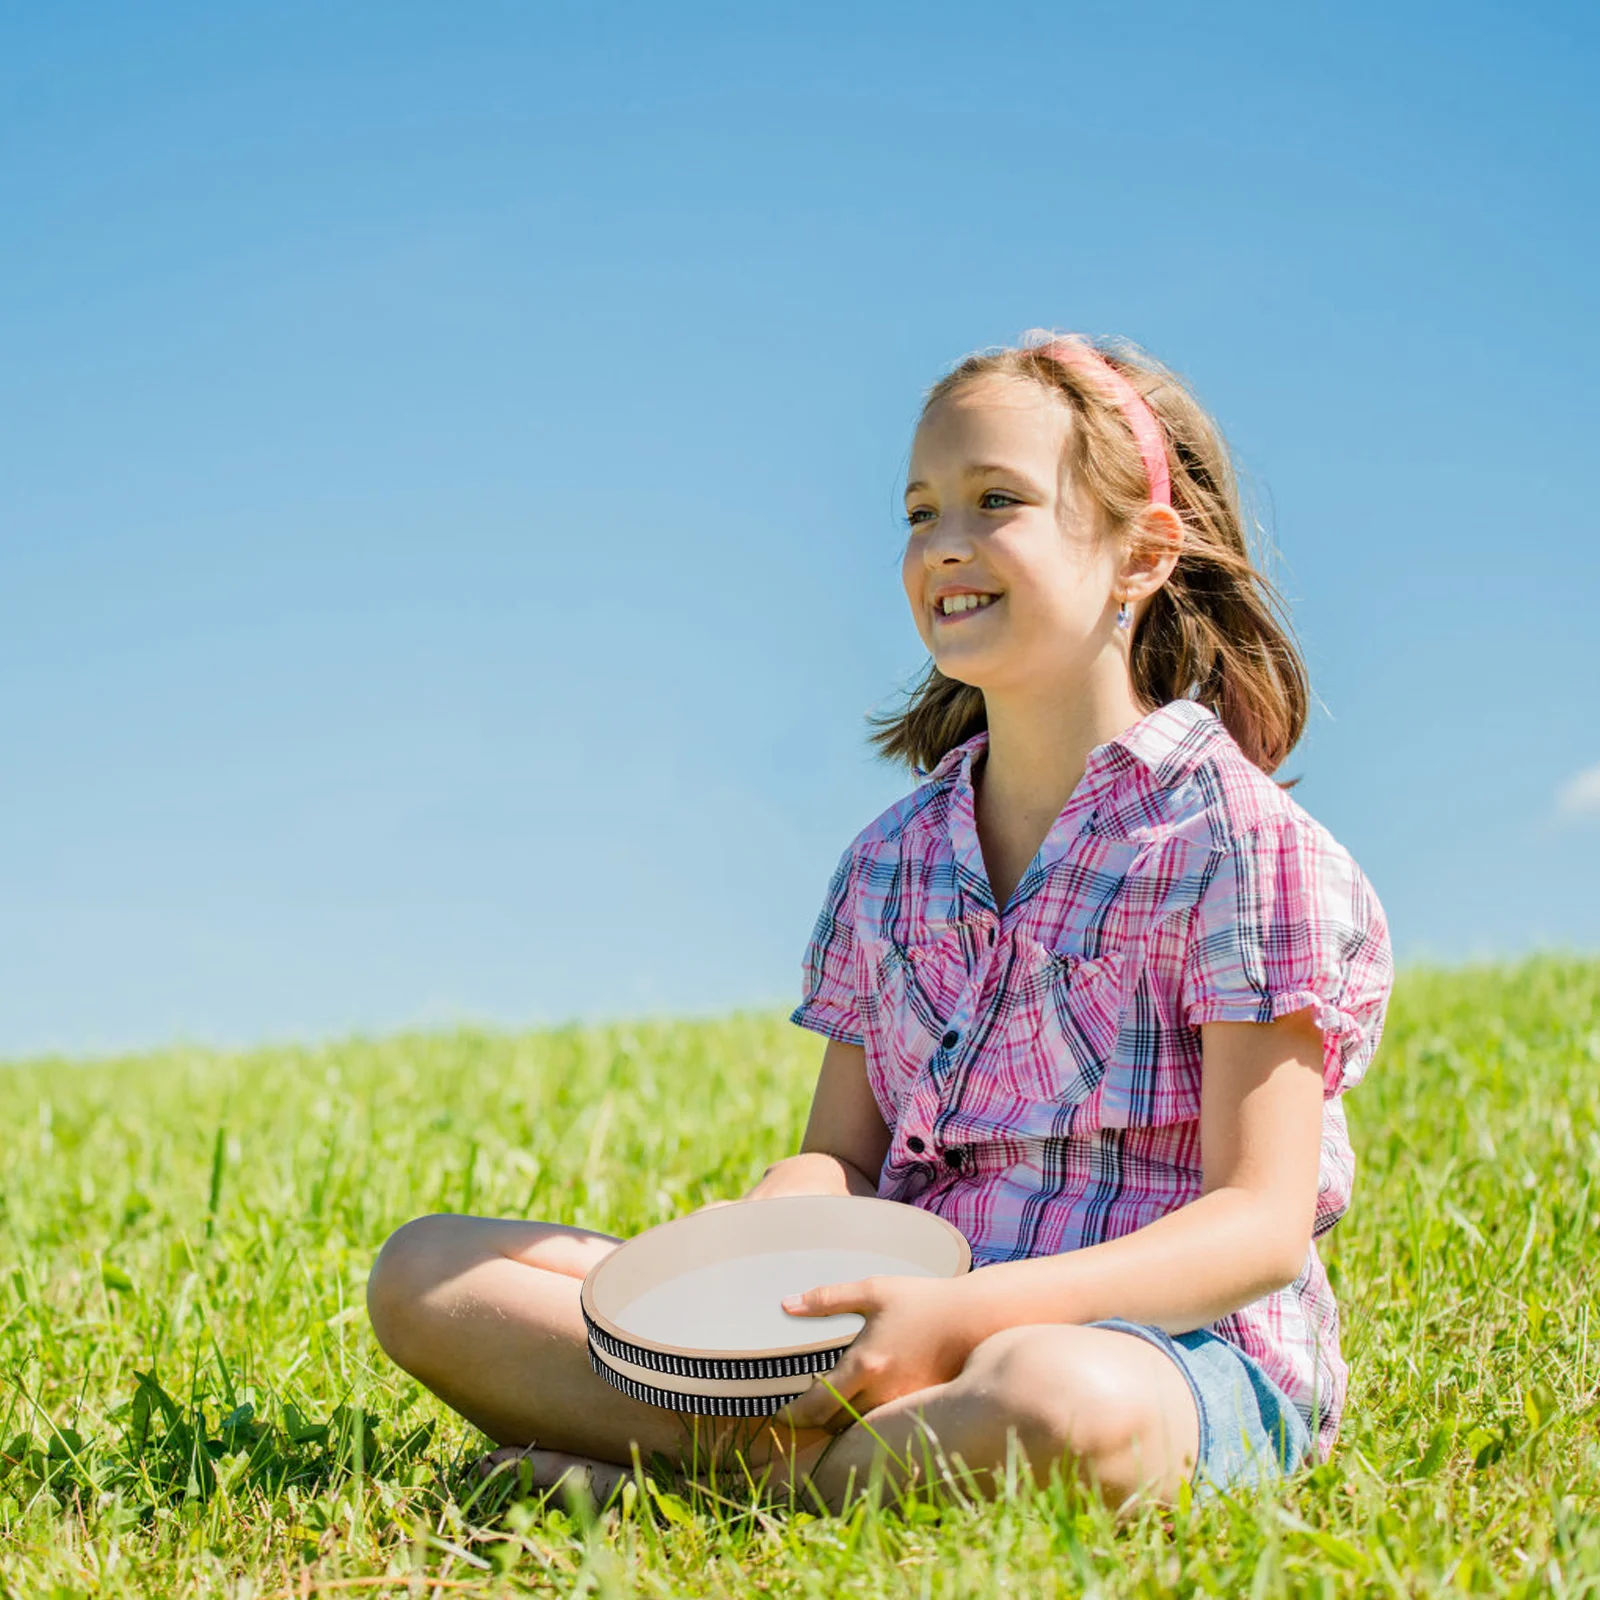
[928,698,1226,916]
[925,696,1224,790]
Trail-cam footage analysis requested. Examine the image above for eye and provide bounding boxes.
[905,491,1017,530]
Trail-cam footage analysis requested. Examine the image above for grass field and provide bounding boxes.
[1,953,1597,1597]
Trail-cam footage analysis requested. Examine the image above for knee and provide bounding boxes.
[366,1214,462,1370]
[961,1326,1149,1471]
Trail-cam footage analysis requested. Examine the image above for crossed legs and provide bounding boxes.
[365,1213,1202,1516]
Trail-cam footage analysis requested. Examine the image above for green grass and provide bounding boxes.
[1,954,1597,1597]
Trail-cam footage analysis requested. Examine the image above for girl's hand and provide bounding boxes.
[768,1275,979,1434]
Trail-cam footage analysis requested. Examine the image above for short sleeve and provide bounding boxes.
[1180,816,1395,1097]
[789,845,866,1046]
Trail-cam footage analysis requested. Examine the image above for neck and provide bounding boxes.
[975,661,1156,830]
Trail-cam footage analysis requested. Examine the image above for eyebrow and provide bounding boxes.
[903,462,1044,500]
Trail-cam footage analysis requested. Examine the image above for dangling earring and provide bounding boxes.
[1116,595,1133,632]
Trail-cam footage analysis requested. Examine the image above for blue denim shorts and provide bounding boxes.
[1086,1317,1313,1499]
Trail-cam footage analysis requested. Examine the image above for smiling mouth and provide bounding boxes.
[934,594,1002,624]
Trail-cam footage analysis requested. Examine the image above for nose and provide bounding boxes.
[918,507,980,566]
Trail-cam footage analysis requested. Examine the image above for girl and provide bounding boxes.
[365,329,1393,1517]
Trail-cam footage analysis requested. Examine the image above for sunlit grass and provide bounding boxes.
[1,954,1597,1596]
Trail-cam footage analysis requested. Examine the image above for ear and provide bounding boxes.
[1123,503,1184,595]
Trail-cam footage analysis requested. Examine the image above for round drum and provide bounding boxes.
[581,1194,972,1415]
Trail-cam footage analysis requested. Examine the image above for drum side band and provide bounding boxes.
[592,1343,830,1397]
[588,1346,811,1417]
[583,1307,853,1382]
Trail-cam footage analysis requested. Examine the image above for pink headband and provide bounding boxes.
[1036,335,1171,508]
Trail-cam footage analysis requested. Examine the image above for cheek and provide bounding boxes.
[902,553,929,627]
[1008,541,1080,615]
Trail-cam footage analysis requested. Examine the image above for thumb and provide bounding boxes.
[781,1279,866,1318]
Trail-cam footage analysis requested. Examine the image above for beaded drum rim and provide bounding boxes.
[587,1343,804,1417]
[583,1303,854,1383]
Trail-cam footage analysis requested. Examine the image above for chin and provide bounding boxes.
[932,658,990,689]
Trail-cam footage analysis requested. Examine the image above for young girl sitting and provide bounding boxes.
[365,329,1394,1517]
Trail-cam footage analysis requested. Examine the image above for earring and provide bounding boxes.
[1116,595,1132,631]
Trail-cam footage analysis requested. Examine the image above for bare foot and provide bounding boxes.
[473,1444,629,1508]
[473,1426,842,1516]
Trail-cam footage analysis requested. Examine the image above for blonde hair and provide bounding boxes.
[867,330,1310,788]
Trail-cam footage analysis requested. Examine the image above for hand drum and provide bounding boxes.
[581,1194,972,1414]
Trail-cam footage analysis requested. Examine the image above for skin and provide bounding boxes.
[365,371,1325,1517]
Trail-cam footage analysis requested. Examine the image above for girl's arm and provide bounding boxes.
[745,1038,890,1201]
[800,1011,1324,1337]
[948,1007,1327,1340]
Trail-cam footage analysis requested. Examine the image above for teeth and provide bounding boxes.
[939,593,997,615]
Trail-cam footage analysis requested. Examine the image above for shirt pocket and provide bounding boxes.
[997,935,1128,1107]
[860,929,968,1115]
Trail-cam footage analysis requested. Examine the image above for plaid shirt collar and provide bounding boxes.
[924,696,1225,787]
[924,698,1228,913]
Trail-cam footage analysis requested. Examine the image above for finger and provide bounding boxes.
[780,1278,871,1319]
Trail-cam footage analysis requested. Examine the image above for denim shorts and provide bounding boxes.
[1086,1317,1313,1499]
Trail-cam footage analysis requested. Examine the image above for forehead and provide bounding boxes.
[909,372,1070,474]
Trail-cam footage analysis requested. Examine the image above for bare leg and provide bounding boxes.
[366,1215,836,1503]
[798,1323,1203,1517]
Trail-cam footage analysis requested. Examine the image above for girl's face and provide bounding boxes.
[902,373,1122,694]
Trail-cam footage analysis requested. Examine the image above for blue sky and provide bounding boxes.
[3,1,1596,1061]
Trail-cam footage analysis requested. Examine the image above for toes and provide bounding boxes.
[540,1453,628,1507]
[477,1445,627,1503]
[473,1444,535,1481]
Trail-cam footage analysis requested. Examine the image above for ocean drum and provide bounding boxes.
[581,1195,973,1416]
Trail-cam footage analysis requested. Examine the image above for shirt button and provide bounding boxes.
[940,1029,960,1049]
[906,1135,926,1154]
[942,1145,966,1171]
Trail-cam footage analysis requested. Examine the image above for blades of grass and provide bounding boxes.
[205,1124,227,1241]
[207,1323,240,1415]
[460,1138,479,1217]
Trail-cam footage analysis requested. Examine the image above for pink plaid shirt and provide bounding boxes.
[791,696,1394,1464]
